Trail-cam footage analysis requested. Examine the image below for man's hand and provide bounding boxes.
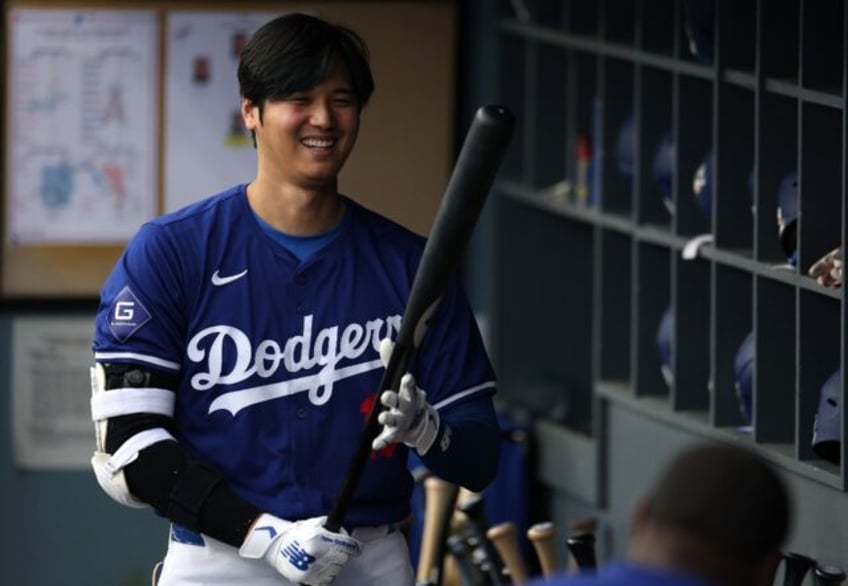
[371,338,440,455]
[239,514,361,586]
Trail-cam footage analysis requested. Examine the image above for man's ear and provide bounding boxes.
[241,98,259,131]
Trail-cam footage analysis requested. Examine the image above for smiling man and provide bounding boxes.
[90,12,501,586]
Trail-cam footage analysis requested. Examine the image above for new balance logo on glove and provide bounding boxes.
[282,541,316,571]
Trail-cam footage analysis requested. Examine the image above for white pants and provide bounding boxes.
[156,525,414,586]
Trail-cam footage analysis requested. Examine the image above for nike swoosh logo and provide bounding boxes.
[211,269,248,286]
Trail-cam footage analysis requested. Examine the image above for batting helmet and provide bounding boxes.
[777,170,798,266]
[733,331,754,426]
[653,130,675,214]
[615,112,635,187]
[693,151,713,221]
[812,368,841,464]
[656,305,674,386]
[683,0,715,65]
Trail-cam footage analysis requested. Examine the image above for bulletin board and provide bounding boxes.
[2,1,457,298]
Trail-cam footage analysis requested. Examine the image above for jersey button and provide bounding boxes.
[296,275,307,285]
[297,408,307,418]
[295,304,304,314]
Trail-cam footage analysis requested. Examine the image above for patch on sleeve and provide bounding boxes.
[108,286,152,342]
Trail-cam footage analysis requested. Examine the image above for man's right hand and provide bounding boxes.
[239,514,362,585]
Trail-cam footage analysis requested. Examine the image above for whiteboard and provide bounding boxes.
[5,9,159,244]
[163,11,281,212]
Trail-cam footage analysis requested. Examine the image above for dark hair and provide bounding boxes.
[649,443,791,561]
[238,13,374,110]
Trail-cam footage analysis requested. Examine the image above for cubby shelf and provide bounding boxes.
[492,0,848,492]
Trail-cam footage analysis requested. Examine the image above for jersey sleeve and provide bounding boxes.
[93,223,190,371]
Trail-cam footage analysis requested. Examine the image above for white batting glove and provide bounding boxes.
[372,338,441,455]
[239,514,361,586]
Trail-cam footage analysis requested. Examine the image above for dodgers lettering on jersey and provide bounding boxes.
[93,185,496,526]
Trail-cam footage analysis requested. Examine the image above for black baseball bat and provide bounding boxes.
[566,533,597,571]
[782,552,816,586]
[325,104,515,532]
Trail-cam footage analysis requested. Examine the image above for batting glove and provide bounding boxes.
[239,514,361,586]
[372,338,441,455]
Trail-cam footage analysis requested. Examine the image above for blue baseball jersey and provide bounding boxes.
[93,184,496,527]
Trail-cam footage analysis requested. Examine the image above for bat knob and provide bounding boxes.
[815,564,846,586]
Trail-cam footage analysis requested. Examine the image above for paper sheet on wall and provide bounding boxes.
[6,9,159,244]
[12,316,95,469]
[164,11,282,212]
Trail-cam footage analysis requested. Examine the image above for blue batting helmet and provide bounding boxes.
[656,305,674,386]
[777,170,798,266]
[615,112,635,187]
[812,368,841,464]
[693,151,713,221]
[733,331,754,426]
[683,0,715,65]
[653,131,675,214]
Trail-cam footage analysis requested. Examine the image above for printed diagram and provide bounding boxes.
[7,9,158,244]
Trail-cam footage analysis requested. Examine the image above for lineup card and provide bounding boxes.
[6,9,159,244]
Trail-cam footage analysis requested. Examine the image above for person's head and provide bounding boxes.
[238,12,374,121]
[629,442,791,586]
[237,13,375,189]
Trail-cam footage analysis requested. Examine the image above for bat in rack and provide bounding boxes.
[457,493,505,584]
[416,476,460,586]
[325,104,515,533]
[526,522,560,578]
[486,521,529,584]
[565,517,597,572]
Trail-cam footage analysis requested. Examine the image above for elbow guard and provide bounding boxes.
[90,362,177,508]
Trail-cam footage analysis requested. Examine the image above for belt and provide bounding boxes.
[170,521,399,547]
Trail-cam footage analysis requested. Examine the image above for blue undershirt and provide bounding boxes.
[253,207,348,261]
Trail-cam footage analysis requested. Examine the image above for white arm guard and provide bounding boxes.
[90,363,176,508]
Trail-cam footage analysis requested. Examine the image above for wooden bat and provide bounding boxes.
[445,534,479,586]
[325,104,515,532]
[458,493,505,584]
[487,521,529,584]
[526,522,560,578]
[417,476,460,585]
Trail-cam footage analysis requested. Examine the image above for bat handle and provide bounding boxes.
[325,345,411,532]
[782,552,816,586]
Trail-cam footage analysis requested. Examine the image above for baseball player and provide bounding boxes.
[90,13,501,586]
